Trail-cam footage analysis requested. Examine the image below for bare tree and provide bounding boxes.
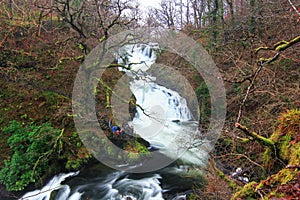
[190,0,205,28]
[153,0,178,28]
[53,0,139,51]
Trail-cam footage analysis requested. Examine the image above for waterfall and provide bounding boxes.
[117,43,207,166]
[117,43,159,74]
[20,43,208,200]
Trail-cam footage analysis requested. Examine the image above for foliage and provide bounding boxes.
[0,121,62,191]
[125,140,151,162]
[61,132,91,170]
[231,182,258,200]
[42,91,58,106]
[0,49,36,69]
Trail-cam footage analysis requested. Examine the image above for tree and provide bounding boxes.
[153,0,178,28]
[53,0,140,52]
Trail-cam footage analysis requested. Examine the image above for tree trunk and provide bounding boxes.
[192,0,199,27]
[249,0,256,34]
[226,0,234,23]
[212,0,219,43]
[9,0,13,19]
[186,0,190,25]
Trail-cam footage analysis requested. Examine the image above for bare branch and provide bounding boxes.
[237,35,300,122]
[287,0,300,19]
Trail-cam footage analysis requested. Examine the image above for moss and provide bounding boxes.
[234,110,300,199]
[127,152,139,162]
[262,148,273,173]
[288,142,300,165]
[272,109,300,163]
[275,36,300,52]
[273,169,297,184]
[216,167,239,190]
[231,182,258,200]
[124,140,151,163]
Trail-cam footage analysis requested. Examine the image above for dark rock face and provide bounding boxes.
[129,94,137,120]
[0,184,19,200]
[135,136,150,148]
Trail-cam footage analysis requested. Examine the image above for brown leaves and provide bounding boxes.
[271,172,300,200]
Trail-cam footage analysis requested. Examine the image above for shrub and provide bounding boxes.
[0,121,62,191]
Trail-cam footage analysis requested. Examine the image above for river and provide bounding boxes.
[20,43,209,200]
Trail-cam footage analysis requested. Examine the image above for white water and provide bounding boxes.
[117,43,159,74]
[20,43,208,200]
[19,171,164,200]
[119,43,208,165]
[19,171,80,200]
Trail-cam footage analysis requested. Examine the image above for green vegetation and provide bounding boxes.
[125,140,151,162]
[0,121,62,191]
[0,120,93,191]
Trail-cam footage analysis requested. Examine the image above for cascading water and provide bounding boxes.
[118,43,208,166]
[19,43,208,200]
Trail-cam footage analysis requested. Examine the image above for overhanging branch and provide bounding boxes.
[237,35,300,122]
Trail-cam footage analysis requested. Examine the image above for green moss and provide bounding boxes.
[279,134,291,160]
[273,169,297,184]
[272,109,300,164]
[126,140,150,154]
[123,140,151,163]
[106,145,115,157]
[188,193,198,200]
[289,142,300,165]
[234,110,300,199]
[275,36,300,52]
[216,167,239,189]
[127,152,139,162]
[231,182,258,200]
[263,148,271,167]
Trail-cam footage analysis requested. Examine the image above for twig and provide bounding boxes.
[257,190,265,200]
[223,74,253,84]
[237,52,281,123]
[286,165,300,169]
[237,35,300,122]
[236,62,263,123]
[19,185,63,200]
[287,0,300,19]
[216,153,265,171]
